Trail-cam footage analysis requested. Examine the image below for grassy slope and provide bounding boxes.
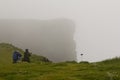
[0,43,24,65]
[0,43,120,80]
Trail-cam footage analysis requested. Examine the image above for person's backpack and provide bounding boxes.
[13,52,18,60]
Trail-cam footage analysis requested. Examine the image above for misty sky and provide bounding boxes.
[0,0,120,62]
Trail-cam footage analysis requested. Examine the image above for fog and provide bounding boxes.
[0,0,120,62]
[0,19,76,62]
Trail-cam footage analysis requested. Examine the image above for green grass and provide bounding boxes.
[0,43,120,80]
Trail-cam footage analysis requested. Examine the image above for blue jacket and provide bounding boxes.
[13,51,22,60]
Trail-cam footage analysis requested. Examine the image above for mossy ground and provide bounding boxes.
[0,43,120,80]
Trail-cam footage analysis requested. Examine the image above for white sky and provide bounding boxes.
[0,0,120,62]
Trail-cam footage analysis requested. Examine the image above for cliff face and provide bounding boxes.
[0,19,76,62]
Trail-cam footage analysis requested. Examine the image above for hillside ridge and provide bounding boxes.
[0,43,51,64]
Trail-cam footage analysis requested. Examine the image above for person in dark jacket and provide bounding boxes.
[12,50,22,63]
[22,49,31,62]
